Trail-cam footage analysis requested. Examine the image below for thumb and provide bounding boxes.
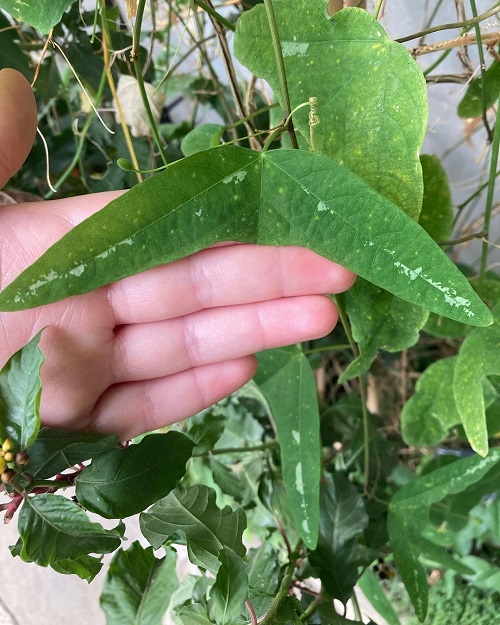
[0,68,38,189]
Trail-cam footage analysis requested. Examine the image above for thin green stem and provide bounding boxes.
[397,4,500,44]
[305,344,352,355]
[262,0,299,148]
[299,595,322,621]
[334,296,358,357]
[422,48,452,76]
[44,68,108,198]
[373,0,384,20]
[131,0,168,166]
[194,440,277,457]
[193,0,235,31]
[480,98,500,275]
[225,102,279,129]
[439,231,486,246]
[469,0,493,141]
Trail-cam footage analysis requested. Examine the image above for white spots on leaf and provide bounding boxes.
[317,201,328,212]
[295,462,305,495]
[195,208,203,217]
[282,41,309,57]
[69,265,85,277]
[28,271,59,292]
[302,519,310,534]
[394,262,422,281]
[292,430,301,444]
[222,170,247,185]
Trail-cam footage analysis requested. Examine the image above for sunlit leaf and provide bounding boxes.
[100,542,178,625]
[17,494,122,567]
[0,330,44,450]
[75,432,194,519]
[0,148,491,328]
[234,4,427,218]
[140,484,246,573]
[255,345,320,548]
[0,0,76,32]
[388,450,500,620]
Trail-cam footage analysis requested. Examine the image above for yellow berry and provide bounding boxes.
[3,452,14,463]
[2,439,13,453]
[0,458,6,474]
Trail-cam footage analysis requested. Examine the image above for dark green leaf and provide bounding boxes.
[309,473,368,602]
[0,13,33,78]
[388,449,500,620]
[419,155,453,242]
[246,543,280,618]
[75,432,194,519]
[100,542,178,625]
[458,61,500,118]
[341,281,428,381]
[0,147,491,327]
[209,457,245,501]
[0,330,44,450]
[254,345,320,548]
[234,3,427,218]
[188,413,227,454]
[26,427,120,479]
[0,0,76,32]
[181,124,224,157]
[210,547,248,625]
[50,554,103,582]
[17,494,122,567]
[454,301,500,456]
[140,484,246,573]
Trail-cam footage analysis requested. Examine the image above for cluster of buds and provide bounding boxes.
[0,439,29,485]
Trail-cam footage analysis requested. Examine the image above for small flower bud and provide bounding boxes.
[2,439,13,453]
[3,452,14,463]
[14,451,29,467]
[1,469,16,484]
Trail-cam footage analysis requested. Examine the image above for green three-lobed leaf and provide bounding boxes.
[0,147,491,327]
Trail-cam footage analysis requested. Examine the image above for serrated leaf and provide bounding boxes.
[309,473,368,602]
[0,147,491,327]
[254,345,320,548]
[419,155,453,243]
[210,547,248,625]
[402,357,496,447]
[341,280,428,381]
[181,124,224,157]
[50,554,103,583]
[0,330,44,450]
[75,432,194,519]
[454,301,500,456]
[17,494,122,567]
[26,427,120,479]
[0,0,76,32]
[357,568,399,625]
[234,4,427,218]
[100,542,178,625]
[388,450,500,620]
[458,61,500,118]
[140,484,246,573]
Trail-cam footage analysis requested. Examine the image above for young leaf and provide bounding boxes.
[402,357,496,447]
[188,413,227,454]
[181,124,224,157]
[0,330,44,450]
[140,484,246,573]
[454,301,500,456]
[234,3,427,218]
[309,473,368,602]
[26,427,120,479]
[254,345,320,549]
[17,494,122,567]
[458,61,500,118]
[341,281,428,381]
[357,568,400,625]
[388,449,500,621]
[0,148,490,326]
[0,0,76,33]
[75,432,194,519]
[210,547,248,625]
[419,155,453,243]
[100,542,178,625]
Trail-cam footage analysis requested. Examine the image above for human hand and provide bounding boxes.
[0,69,355,440]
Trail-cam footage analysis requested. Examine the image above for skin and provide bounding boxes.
[0,69,356,440]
